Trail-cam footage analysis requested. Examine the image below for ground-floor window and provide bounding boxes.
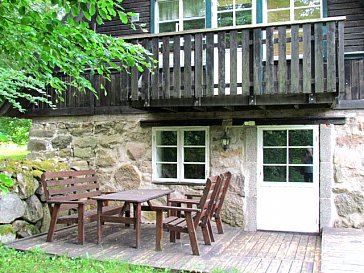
[152,127,209,183]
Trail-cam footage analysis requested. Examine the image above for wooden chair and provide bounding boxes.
[209,171,232,234]
[41,170,123,245]
[168,171,232,237]
[152,175,222,255]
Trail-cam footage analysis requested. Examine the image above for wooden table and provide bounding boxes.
[93,189,173,248]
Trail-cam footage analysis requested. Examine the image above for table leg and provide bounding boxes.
[156,210,163,251]
[135,202,141,248]
[97,200,103,244]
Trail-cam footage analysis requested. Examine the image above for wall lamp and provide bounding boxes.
[221,130,231,151]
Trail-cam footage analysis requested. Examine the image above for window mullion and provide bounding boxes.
[179,129,183,181]
[286,129,289,182]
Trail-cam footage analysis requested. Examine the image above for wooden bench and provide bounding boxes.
[41,170,123,245]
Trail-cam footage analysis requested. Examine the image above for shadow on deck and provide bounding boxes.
[6,223,321,273]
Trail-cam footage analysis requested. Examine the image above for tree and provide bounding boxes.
[0,117,32,145]
[0,0,154,112]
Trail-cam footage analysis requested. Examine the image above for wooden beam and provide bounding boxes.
[139,119,224,128]
[232,117,346,126]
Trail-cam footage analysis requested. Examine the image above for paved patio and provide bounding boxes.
[6,223,321,272]
[320,227,364,273]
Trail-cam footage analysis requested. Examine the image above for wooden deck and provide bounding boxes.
[6,223,321,272]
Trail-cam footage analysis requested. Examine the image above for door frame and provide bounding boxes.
[256,125,319,232]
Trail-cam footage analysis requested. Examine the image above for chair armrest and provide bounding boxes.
[151,205,200,213]
[47,200,86,205]
[168,198,199,205]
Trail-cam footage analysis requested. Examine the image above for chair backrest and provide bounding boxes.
[213,171,232,216]
[41,170,101,211]
[194,174,222,227]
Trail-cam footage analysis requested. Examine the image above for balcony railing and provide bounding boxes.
[33,17,345,115]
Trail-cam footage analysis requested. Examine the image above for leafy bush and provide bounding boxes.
[0,171,14,194]
[0,117,32,145]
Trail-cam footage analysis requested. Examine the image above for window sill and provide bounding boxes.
[152,181,206,186]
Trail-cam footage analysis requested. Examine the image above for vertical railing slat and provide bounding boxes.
[314,23,324,93]
[206,32,214,97]
[141,39,150,102]
[242,30,250,95]
[337,21,345,96]
[230,30,238,96]
[131,66,138,101]
[218,32,226,96]
[184,34,192,98]
[327,22,336,93]
[195,33,203,98]
[291,24,300,93]
[253,29,262,95]
[173,35,181,98]
[162,36,170,98]
[120,69,129,102]
[266,27,274,94]
[303,24,312,94]
[278,26,287,94]
[151,38,159,99]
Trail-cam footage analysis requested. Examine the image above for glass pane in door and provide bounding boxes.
[262,128,314,183]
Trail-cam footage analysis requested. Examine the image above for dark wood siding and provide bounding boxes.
[343,58,364,100]
[96,0,151,37]
[328,0,364,53]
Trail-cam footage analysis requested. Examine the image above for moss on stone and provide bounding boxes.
[31,170,43,178]
[0,159,70,193]
[0,224,15,236]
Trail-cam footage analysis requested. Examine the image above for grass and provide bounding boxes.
[0,245,171,273]
[0,144,29,160]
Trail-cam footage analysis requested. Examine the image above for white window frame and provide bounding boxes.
[152,127,209,183]
[213,0,256,28]
[155,0,206,33]
[263,0,323,23]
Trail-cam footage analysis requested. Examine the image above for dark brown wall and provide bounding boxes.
[328,0,364,53]
[96,0,151,37]
[344,58,364,100]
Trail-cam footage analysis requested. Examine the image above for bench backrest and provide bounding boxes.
[41,170,101,211]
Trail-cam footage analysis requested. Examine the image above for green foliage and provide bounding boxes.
[0,172,14,194]
[0,245,170,273]
[0,0,154,112]
[0,117,32,145]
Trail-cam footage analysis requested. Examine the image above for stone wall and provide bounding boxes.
[27,115,247,228]
[26,109,364,232]
[333,116,364,228]
[0,160,69,243]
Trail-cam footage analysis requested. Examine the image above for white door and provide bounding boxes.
[257,126,319,233]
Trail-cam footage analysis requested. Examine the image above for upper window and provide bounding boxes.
[217,0,253,27]
[152,127,209,183]
[265,0,321,23]
[156,0,206,32]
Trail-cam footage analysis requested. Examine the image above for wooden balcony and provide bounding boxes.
[30,17,345,116]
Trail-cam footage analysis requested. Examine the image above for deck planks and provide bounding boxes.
[6,223,321,273]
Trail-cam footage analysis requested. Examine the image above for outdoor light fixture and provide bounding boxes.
[221,131,231,151]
